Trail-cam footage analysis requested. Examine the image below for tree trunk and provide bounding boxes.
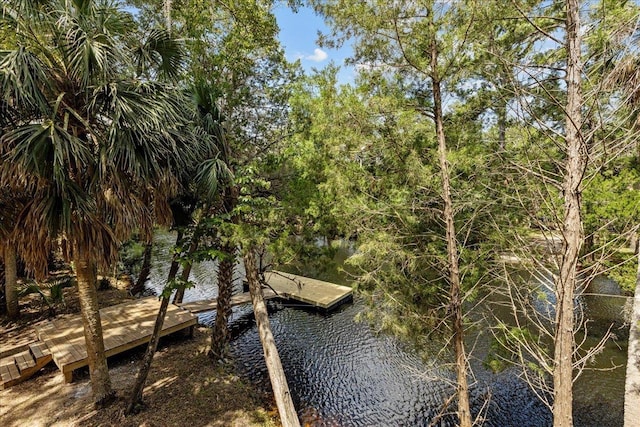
[131,241,153,296]
[172,231,200,304]
[629,232,638,254]
[125,231,183,415]
[553,1,585,425]
[210,189,238,360]
[165,230,183,285]
[164,0,172,32]
[624,249,640,426]
[244,248,300,427]
[74,254,114,406]
[429,16,472,427]
[0,259,5,316]
[209,243,235,360]
[172,261,192,305]
[497,100,507,152]
[125,294,171,414]
[4,245,19,319]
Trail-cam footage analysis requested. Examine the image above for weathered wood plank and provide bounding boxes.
[29,343,45,359]
[0,364,12,382]
[15,351,36,372]
[0,341,36,360]
[0,350,52,389]
[0,356,16,368]
[6,362,19,380]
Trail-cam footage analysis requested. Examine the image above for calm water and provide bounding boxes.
[147,232,629,426]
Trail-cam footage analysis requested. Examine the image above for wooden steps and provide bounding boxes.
[0,342,52,389]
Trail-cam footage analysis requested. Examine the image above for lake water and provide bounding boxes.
[146,232,629,426]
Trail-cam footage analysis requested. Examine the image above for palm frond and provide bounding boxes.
[133,29,184,81]
[2,0,195,275]
[18,274,74,305]
[0,47,52,116]
[2,121,94,183]
[195,157,233,202]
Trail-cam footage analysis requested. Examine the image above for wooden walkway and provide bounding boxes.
[34,297,197,383]
[265,271,353,310]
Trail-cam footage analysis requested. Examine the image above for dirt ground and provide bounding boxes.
[0,287,280,427]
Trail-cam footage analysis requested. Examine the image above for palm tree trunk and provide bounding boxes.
[429,13,472,427]
[244,247,300,427]
[131,241,153,296]
[209,243,235,360]
[74,254,114,406]
[4,245,19,319]
[126,231,182,414]
[209,245,236,360]
[210,189,237,360]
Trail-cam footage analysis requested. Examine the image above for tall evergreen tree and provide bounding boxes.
[306,1,506,424]
[475,1,640,424]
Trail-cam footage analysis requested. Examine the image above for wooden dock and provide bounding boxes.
[178,289,278,314]
[265,271,353,310]
[2,271,351,389]
[179,271,353,314]
[34,297,197,383]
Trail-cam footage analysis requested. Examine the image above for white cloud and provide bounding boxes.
[305,48,328,62]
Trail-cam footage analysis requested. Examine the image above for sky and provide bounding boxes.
[272,4,354,84]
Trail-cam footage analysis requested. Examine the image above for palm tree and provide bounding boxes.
[189,81,237,361]
[0,0,192,405]
[126,81,228,413]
